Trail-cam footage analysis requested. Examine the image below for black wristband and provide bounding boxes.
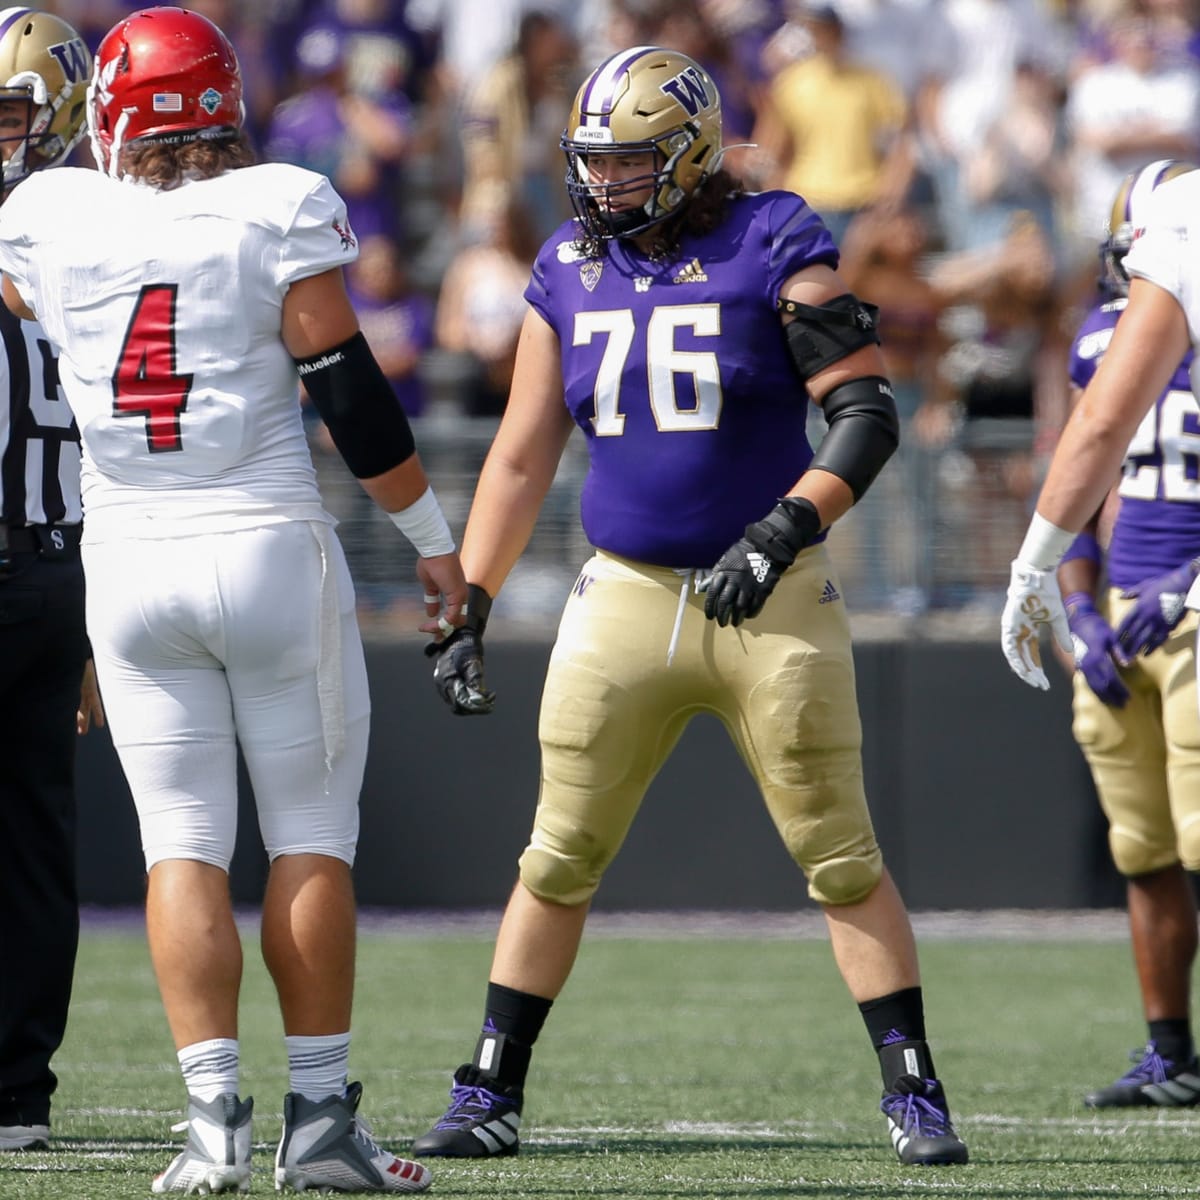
[743,496,822,568]
[465,583,493,636]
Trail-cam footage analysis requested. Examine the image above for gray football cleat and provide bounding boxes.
[151,1092,253,1194]
[274,1081,431,1193]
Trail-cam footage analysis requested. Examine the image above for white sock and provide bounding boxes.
[285,1033,351,1101]
[178,1038,239,1103]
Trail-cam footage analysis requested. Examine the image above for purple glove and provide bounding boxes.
[1114,558,1200,658]
[1064,592,1129,708]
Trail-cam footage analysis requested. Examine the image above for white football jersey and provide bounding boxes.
[0,162,359,542]
[1123,171,1200,360]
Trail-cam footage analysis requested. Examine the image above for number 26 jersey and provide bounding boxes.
[0,161,359,543]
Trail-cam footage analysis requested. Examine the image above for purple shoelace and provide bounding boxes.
[881,1082,952,1136]
[1117,1044,1174,1086]
[435,1081,507,1130]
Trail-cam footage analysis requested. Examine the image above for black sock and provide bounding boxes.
[483,982,553,1045]
[1148,1018,1194,1066]
[859,986,927,1048]
[471,982,553,1089]
[859,986,935,1087]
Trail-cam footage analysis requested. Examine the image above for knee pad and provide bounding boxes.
[1108,824,1177,879]
[1176,813,1200,873]
[804,846,883,906]
[768,755,880,906]
[518,842,601,907]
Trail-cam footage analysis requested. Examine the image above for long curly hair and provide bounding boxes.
[119,131,255,191]
[573,168,745,262]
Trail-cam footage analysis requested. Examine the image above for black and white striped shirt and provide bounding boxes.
[0,303,81,527]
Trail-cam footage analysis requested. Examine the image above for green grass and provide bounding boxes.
[3,914,1198,1198]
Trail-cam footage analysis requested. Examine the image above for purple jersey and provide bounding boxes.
[525,191,837,568]
[1070,297,1200,587]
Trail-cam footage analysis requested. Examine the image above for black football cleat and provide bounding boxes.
[412,1065,522,1158]
[1085,1042,1200,1108]
[881,1074,969,1166]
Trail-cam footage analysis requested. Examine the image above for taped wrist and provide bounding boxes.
[743,496,822,568]
[387,486,454,558]
[294,331,415,479]
[1017,512,1077,573]
[809,375,899,501]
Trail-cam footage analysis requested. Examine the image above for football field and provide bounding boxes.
[3,909,1197,1199]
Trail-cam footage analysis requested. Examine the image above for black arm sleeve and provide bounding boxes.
[294,331,416,479]
[809,375,900,501]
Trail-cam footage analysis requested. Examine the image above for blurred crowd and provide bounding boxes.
[39,0,1200,628]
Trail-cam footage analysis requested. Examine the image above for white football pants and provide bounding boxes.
[84,521,370,870]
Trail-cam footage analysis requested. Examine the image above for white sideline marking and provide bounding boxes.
[81,907,1135,941]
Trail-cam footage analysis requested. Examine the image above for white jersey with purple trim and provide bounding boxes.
[0,162,359,542]
[1124,170,1200,367]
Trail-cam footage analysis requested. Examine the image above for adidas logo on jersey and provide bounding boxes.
[818,579,841,604]
[672,258,707,284]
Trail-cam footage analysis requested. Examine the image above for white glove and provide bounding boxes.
[1000,560,1073,690]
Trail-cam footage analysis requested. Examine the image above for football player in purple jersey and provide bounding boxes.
[416,46,968,1167]
[1055,161,1200,1110]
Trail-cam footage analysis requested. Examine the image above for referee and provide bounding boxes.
[0,10,102,1153]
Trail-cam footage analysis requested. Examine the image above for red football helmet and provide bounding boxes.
[87,6,243,177]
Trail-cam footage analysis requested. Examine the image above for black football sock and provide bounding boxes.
[470,982,553,1089]
[859,986,936,1087]
[1148,1018,1194,1066]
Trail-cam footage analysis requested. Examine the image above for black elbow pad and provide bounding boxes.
[294,331,416,479]
[809,375,899,501]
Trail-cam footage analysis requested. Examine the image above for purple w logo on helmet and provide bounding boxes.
[48,37,89,84]
[660,66,709,117]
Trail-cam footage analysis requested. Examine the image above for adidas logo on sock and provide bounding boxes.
[819,579,841,604]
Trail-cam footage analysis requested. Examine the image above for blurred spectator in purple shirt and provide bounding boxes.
[264,19,412,242]
[309,0,439,103]
[347,235,435,418]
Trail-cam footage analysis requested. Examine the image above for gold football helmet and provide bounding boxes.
[0,7,90,191]
[1102,159,1198,296]
[562,46,723,240]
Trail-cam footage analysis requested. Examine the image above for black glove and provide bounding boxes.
[703,497,822,628]
[425,584,496,715]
